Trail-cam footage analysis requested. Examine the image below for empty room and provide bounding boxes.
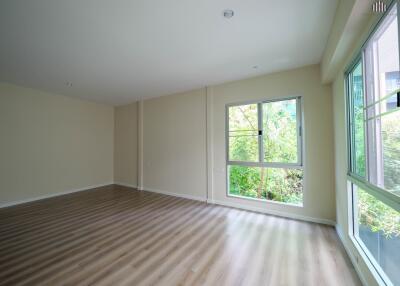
[1,0,399,285]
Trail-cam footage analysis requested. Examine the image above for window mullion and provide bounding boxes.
[350,74,355,174]
[296,97,302,166]
[361,53,369,182]
[349,72,355,175]
[346,72,352,174]
[258,102,264,164]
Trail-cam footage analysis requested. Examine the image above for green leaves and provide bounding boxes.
[263,99,298,163]
[358,188,400,237]
[228,166,303,205]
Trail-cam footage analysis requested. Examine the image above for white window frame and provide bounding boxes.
[346,0,400,209]
[345,1,400,285]
[225,96,304,205]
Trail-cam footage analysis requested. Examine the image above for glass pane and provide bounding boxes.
[354,186,400,285]
[364,4,400,196]
[263,99,298,163]
[264,168,303,205]
[376,8,399,97]
[228,165,303,205]
[228,104,259,162]
[228,165,262,199]
[365,4,399,109]
[380,92,398,113]
[351,62,366,177]
[366,92,399,117]
[381,111,400,196]
[229,104,258,132]
[228,135,258,162]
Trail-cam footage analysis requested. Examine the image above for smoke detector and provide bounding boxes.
[223,10,234,18]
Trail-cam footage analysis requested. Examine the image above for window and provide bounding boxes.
[346,2,400,285]
[352,184,400,285]
[228,104,259,162]
[348,60,366,178]
[226,97,303,205]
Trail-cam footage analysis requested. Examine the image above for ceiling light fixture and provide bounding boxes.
[223,9,234,18]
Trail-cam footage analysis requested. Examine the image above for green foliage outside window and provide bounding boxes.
[382,111,400,195]
[352,64,366,177]
[358,189,400,237]
[263,100,298,163]
[229,166,303,205]
[228,104,258,162]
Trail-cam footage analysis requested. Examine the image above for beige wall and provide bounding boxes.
[142,89,207,200]
[113,65,336,223]
[209,64,336,223]
[0,83,114,206]
[114,102,138,187]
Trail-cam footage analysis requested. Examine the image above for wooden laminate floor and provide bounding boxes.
[0,185,361,286]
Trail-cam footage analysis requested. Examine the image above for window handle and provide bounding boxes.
[258,130,262,136]
[397,92,400,108]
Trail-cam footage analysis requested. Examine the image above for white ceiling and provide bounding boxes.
[0,0,338,105]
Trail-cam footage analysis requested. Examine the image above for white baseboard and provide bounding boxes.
[335,225,369,286]
[129,186,335,226]
[114,182,138,189]
[122,187,335,226]
[0,182,113,209]
[207,199,336,226]
[142,187,207,202]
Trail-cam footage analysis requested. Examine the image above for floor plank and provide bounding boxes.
[0,185,361,286]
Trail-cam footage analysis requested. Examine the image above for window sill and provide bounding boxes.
[226,193,303,208]
[349,235,391,286]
